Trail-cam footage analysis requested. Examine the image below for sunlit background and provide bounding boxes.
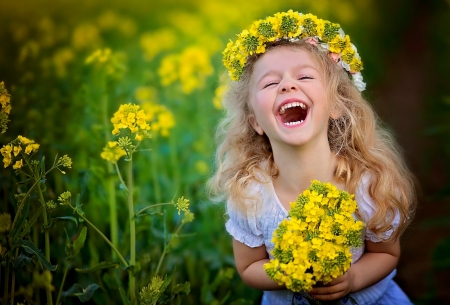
[1,0,449,304]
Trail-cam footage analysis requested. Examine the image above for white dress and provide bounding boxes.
[225,174,413,305]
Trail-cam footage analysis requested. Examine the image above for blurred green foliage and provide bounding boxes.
[1,0,449,304]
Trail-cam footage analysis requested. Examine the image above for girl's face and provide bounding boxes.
[248,46,331,150]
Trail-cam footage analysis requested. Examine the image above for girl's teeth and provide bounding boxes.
[285,120,304,126]
[279,102,307,114]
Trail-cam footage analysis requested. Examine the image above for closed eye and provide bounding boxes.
[299,76,313,80]
[263,82,278,89]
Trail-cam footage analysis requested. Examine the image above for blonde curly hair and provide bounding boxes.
[208,40,416,241]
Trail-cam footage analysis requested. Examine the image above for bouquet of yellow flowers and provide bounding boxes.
[264,180,365,293]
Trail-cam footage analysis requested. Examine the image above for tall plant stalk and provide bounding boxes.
[36,182,53,305]
[100,85,119,260]
[56,264,69,305]
[150,140,162,204]
[127,158,136,302]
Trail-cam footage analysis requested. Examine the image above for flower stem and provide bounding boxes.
[134,202,172,217]
[101,90,120,260]
[55,264,69,305]
[150,138,162,204]
[68,203,129,268]
[168,133,180,196]
[10,178,40,233]
[107,173,119,260]
[36,183,53,305]
[3,258,10,303]
[115,162,129,193]
[10,248,18,305]
[127,158,136,303]
[155,220,185,276]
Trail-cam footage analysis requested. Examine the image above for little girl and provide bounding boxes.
[208,10,416,305]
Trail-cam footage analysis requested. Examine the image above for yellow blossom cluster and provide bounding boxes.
[140,28,177,61]
[158,46,213,94]
[213,84,226,110]
[140,276,164,305]
[133,87,176,137]
[100,141,127,163]
[264,180,364,292]
[0,81,11,134]
[110,104,151,141]
[1,136,40,169]
[140,102,175,137]
[85,48,126,77]
[174,196,190,215]
[223,10,363,83]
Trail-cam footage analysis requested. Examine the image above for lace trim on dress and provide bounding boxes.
[225,219,264,248]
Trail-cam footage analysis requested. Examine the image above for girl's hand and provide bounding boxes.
[307,270,355,301]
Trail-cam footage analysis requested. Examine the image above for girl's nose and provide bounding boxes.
[280,79,298,93]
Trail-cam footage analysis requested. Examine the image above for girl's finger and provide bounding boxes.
[309,291,346,302]
[309,281,347,296]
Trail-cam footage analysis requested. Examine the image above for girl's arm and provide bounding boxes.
[233,238,285,290]
[308,238,401,301]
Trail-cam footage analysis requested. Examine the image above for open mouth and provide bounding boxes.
[278,102,308,126]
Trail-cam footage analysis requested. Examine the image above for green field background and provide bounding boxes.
[1,0,449,304]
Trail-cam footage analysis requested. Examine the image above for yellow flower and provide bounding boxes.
[13,145,22,156]
[174,196,190,215]
[25,145,34,154]
[100,141,127,163]
[72,23,100,50]
[140,28,177,61]
[0,144,12,158]
[264,180,364,292]
[134,86,157,102]
[12,159,23,169]
[158,46,213,94]
[17,135,33,145]
[3,156,12,168]
[57,155,72,168]
[0,81,11,133]
[140,276,164,305]
[110,104,151,140]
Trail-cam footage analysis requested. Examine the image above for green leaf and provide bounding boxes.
[119,287,131,305]
[160,273,174,297]
[18,205,42,240]
[73,283,99,302]
[10,200,30,242]
[75,194,84,217]
[172,281,190,295]
[13,253,33,271]
[17,239,57,271]
[51,216,78,228]
[72,226,87,259]
[75,261,120,273]
[103,270,120,289]
[63,283,99,302]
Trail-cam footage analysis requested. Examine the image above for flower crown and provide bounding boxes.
[222,10,366,91]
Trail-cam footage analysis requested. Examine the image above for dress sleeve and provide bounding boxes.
[355,174,401,242]
[225,197,264,248]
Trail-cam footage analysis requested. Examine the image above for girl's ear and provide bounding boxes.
[248,114,264,135]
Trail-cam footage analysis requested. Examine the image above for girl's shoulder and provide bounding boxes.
[355,172,400,241]
[354,172,379,218]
